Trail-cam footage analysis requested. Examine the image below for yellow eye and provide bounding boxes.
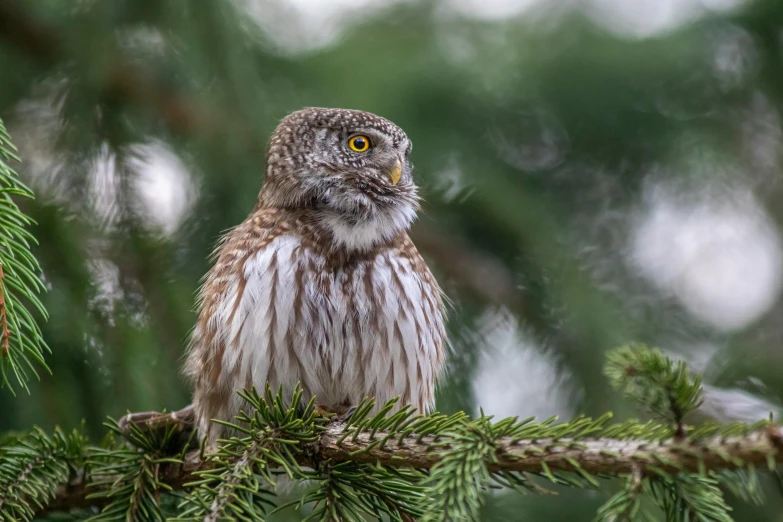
[348,135,371,152]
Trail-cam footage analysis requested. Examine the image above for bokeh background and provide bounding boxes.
[2,0,783,519]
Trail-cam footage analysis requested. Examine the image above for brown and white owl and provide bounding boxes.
[184,108,447,444]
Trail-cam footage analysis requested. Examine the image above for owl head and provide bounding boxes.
[259,108,419,250]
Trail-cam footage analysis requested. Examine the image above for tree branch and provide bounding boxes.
[318,423,783,474]
[40,416,783,515]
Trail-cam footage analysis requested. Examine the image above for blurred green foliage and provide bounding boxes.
[3,0,783,519]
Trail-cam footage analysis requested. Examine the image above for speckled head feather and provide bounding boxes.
[185,108,446,446]
[259,108,419,249]
[269,108,412,154]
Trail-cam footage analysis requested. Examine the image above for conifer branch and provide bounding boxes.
[6,347,779,520]
[37,415,783,515]
[318,421,783,475]
[0,427,86,521]
[0,116,48,393]
[25,347,779,520]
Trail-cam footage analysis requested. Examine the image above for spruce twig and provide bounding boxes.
[0,427,86,521]
[605,344,703,436]
[0,117,49,393]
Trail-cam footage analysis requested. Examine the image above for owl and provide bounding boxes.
[184,108,447,444]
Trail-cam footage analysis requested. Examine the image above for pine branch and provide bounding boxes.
[37,414,783,515]
[321,422,783,475]
[28,343,783,520]
[606,345,704,437]
[14,346,783,519]
[0,427,86,521]
[0,116,49,393]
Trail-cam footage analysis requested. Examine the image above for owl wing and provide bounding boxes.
[396,235,448,409]
[183,208,292,441]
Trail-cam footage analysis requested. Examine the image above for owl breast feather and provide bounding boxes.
[193,233,444,443]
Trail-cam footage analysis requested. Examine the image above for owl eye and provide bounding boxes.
[348,135,371,153]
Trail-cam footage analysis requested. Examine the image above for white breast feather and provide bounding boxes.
[319,200,417,251]
[215,234,442,423]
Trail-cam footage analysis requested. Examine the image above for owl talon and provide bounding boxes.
[313,404,356,422]
[118,405,195,433]
[314,404,336,417]
[341,406,357,422]
[117,405,197,449]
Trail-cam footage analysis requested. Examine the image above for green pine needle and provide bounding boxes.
[174,384,319,521]
[0,117,50,394]
[420,416,495,522]
[295,462,426,522]
[605,344,703,430]
[648,474,734,522]
[0,426,86,522]
[84,418,188,521]
[594,469,653,522]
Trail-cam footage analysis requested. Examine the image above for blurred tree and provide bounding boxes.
[2,0,783,519]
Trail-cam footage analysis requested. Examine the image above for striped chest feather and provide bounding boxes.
[196,234,445,434]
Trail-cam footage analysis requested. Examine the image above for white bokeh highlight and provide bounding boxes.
[13,89,198,239]
[584,0,747,38]
[237,0,751,55]
[84,141,198,237]
[471,308,579,421]
[700,385,780,423]
[446,0,748,31]
[237,0,412,52]
[446,0,547,21]
[630,182,783,332]
[129,141,198,237]
[86,258,123,325]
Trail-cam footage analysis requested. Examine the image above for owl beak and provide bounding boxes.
[388,158,402,185]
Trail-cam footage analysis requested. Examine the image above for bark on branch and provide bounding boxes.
[41,415,783,515]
